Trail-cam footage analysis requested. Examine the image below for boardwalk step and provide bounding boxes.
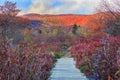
[49,58,88,80]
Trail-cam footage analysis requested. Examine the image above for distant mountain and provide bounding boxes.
[21,13,105,28]
[21,12,119,36]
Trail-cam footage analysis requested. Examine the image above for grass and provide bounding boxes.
[54,52,63,59]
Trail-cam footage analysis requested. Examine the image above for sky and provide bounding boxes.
[0,0,111,15]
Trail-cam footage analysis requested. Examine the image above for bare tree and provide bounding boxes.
[97,0,120,36]
[0,1,20,44]
[97,0,120,17]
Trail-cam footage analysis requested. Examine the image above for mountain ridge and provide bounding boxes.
[21,12,104,28]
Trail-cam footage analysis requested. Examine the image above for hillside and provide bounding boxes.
[21,13,105,28]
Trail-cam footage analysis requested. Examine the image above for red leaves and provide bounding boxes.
[69,36,120,79]
[70,37,101,57]
[0,42,54,80]
[0,1,20,16]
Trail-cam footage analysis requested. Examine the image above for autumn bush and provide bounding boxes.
[69,36,120,80]
[0,42,54,80]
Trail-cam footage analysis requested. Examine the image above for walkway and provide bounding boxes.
[49,58,88,80]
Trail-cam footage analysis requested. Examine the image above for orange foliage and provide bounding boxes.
[21,12,114,36]
[21,13,105,27]
[15,17,30,26]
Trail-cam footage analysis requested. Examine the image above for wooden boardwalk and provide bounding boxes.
[49,58,88,80]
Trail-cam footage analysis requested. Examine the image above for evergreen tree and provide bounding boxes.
[72,24,78,35]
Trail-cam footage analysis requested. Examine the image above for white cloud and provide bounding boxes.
[21,0,105,14]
